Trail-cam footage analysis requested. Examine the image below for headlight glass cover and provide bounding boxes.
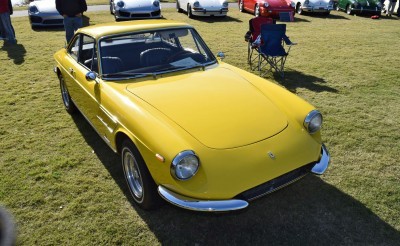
[264,2,269,7]
[291,1,296,7]
[304,110,323,134]
[29,6,39,14]
[223,1,228,7]
[193,1,200,7]
[171,150,200,180]
[153,1,160,7]
[117,1,125,8]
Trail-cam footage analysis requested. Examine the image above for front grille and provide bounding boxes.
[43,19,64,25]
[30,16,43,23]
[131,13,151,18]
[237,163,313,201]
[118,11,131,17]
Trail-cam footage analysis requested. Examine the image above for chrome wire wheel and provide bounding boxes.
[59,74,76,114]
[346,5,352,14]
[123,147,144,202]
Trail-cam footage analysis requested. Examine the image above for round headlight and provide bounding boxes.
[117,1,125,8]
[291,1,296,7]
[304,110,323,134]
[153,1,160,7]
[193,1,200,7]
[377,2,382,7]
[223,1,229,7]
[171,150,200,180]
[29,6,39,14]
[264,2,269,7]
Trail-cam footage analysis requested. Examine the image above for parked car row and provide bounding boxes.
[27,0,386,28]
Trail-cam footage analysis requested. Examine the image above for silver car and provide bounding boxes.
[110,0,162,20]
[295,0,334,15]
[28,0,64,27]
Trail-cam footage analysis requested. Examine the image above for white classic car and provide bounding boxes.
[295,0,334,15]
[110,0,162,20]
[176,0,229,17]
[28,0,64,27]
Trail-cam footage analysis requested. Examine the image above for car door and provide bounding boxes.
[63,34,100,126]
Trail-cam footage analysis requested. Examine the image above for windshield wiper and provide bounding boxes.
[102,72,157,80]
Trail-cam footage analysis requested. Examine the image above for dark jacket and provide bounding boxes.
[56,0,87,17]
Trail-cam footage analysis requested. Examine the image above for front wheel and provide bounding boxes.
[121,140,161,210]
[59,73,76,114]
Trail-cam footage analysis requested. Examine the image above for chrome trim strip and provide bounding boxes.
[311,144,330,175]
[158,186,248,212]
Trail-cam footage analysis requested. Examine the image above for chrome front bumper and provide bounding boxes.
[158,144,330,212]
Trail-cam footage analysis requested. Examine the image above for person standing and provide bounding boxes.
[387,0,397,16]
[0,0,16,44]
[56,0,87,43]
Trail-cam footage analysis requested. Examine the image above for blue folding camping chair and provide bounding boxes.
[258,24,296,78]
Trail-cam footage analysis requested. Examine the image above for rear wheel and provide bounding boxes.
[239,0,244,12]
[254,4,260,16]
[296,3,303,14]
[176,0,182,12]
[187,4,193,18]
[59,73,76,114]
[109,1,113,14]
[346,4,353,15]
[121,140,161,210]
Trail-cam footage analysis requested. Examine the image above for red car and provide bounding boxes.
[239,0,295,19]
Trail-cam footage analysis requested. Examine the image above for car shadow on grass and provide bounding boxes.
[300,11,350,20]
[271,69,338,93]
[71,110,400,245]
[1,42,26,65]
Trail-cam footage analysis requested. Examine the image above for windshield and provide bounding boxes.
[98,28,216,79]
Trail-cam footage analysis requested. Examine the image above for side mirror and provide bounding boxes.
[85,71,97,81]
[217,51,225,60]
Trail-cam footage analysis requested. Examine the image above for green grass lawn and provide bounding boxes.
[1,8,400,245]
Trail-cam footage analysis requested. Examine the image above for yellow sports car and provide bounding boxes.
[54,20,330,212]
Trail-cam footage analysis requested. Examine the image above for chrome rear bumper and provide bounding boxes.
[158,144,330,212]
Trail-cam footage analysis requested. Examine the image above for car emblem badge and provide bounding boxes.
[268,152,276,160]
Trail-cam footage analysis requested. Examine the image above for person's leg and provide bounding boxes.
[63,17,75,43]
[0,13,16,43]
[73,16,83,32]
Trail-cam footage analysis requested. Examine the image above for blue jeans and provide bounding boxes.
[63,16,83,43]
[0,12,16,43]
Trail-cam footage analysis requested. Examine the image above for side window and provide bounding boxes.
[79,35,97,72]
[68,35,81,61]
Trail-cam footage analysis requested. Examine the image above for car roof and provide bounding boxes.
[78,20,193,40]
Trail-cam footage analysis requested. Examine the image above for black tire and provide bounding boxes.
[296,3,303,15]
[187,4,193,18]
[254,4,260,17]
[121,140,161,210]
[177,0,182,12]
[59,73,76,114]
[239,0,244,12]
[110,1,113,15]
[346,4,353,15]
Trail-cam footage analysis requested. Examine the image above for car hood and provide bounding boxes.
[126,66,288,149]
[31,0,58,13]
[267,0,292,7]
[196,0,224,7]
[356,0,379,6]
[123,0,159,9]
